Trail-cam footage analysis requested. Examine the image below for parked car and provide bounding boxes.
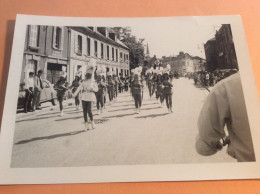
[17,80,70,109]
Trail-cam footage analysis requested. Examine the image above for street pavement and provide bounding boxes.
[11,77,236,168]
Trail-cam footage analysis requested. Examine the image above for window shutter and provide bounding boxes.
[60,27,64,50]
[53,27,57,49]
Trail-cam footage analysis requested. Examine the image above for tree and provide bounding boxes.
[112,27,145,70]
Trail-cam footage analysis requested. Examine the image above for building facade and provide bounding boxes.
[21,26,130,87]
[204,38,218,72]
[204,24,238,72]
[68,27,130,84]
[21,25,69,87]
[161,52,205,75]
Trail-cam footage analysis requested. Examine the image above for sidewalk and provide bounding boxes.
[16,98,75,120]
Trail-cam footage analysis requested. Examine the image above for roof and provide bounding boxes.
[70,27,129,51]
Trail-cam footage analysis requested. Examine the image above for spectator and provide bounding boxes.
[196,72,255,162]
[32,70,44,111]
[23,71,34,113]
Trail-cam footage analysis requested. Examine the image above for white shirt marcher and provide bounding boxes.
[73,79,98,101]
[196,72,255,162]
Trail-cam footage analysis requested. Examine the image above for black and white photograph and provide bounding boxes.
[0,15,260,184]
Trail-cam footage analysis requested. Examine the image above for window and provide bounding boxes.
[116,49,118,62]
[101,43,104,59]
[53,27,64,50]
[120,52,123,62]
[107,45,109,60]
[112,47,114,61]
[126,54,128,62]
[77,35,82,54]
[94,41,98,57]
[29,25,40,48]
[124,54,126,62]
[87,38,91,56]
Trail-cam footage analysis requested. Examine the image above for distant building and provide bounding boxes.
[204,24,238,72]
[161,52,205,75]
[204,38,218,72]
[215,24,238,70]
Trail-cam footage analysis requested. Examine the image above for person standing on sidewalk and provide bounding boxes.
[69,75,81,110]
[163,73,173,113]
[23,71,34,113]
[55,75,69,116]
[73,68,98,131]
[32,70,44,111]
[131,73,143,114]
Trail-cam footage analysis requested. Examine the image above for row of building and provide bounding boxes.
[21,26,130,88]
[204,24,238,72]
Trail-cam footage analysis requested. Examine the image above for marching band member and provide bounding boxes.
[69,71,82,110]
[147,69,154,100]
[131,69,143,113]
[113,74,119,102]
[102,75,107,109]
[156,71,165,107]
[95,69,106,115]
[73,59,98,131]
[163,71,173,113]
[107,71,115,105]
[55,71,69,116]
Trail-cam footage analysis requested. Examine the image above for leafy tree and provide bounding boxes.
[112,27,145,70]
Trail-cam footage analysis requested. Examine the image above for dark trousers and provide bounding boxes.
[58,96,64,111]
[148,85,153,97]
[24,88,34,112]
[125,85,128,91]
[155,91,159,100]
[104,95,106,104]
[82,100,93,122]
[32,88,41,109]
[75,94,80,106]
[108,89,114,101]
[114,87,118,98]
[165,94,172,108]
[96,93,104,109]
[133,93,142,108]
[159,93,164,103]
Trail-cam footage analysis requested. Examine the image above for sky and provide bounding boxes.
[127,17,223,59]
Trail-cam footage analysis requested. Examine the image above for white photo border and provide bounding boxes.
[0,15,260,184]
